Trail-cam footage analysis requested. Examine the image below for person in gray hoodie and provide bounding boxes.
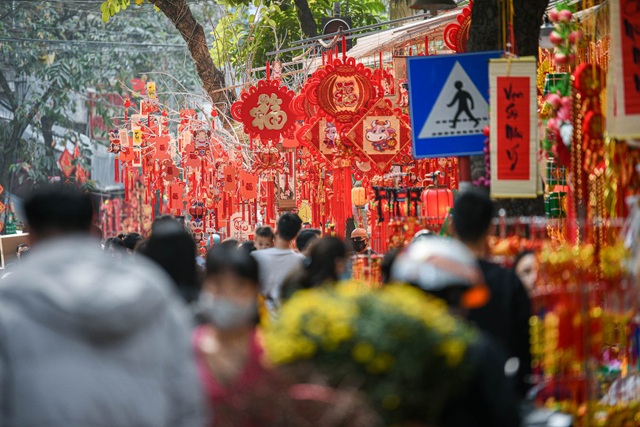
[0,185,206,427]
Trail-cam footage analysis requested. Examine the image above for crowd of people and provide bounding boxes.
[0,185,539,427]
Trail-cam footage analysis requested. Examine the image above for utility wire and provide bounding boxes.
[0,36,186,48]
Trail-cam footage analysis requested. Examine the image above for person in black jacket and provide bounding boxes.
[451,189,533,398]
[391,237,521,427]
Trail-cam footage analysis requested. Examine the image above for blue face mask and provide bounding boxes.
[198,293,258,330]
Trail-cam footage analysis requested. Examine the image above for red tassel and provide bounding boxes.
[114,159,120,183]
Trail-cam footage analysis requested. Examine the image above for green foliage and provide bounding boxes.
[0,0,202,188]
[100,0,147,23]
[213,0,387,73]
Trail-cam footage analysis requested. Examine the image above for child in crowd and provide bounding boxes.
[254,226,275,250]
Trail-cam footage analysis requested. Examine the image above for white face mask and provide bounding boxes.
[199,292,258,330]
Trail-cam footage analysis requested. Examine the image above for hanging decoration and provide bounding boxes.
[489,57,539,198]
[443,0,473,53]
[343,98,413,175]
[57,148,75,180]
[294,55,377,129]
[607,0,640,139]
[231,78,297,142]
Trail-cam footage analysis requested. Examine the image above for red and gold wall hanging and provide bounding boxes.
[607,0,640,138]
[231,78,297,142]
[343,98,412,175]
[443,0,473,53]
[294,55,378,129]
[489,57,539,198]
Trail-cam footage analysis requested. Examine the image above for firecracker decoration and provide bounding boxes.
[294,55,378,129]
[343,98,412,175]
[443,0,473,53]
[231,78,297,142]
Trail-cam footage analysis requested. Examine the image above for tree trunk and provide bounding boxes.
[467,0,549,216]
[468,0,549,56]
[293,0,318,38]
[150,0,231,113]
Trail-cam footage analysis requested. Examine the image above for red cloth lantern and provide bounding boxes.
[421,186,453,224]
[189,201,206,219]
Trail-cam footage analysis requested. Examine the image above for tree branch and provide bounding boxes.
[149,0,232,115]
[0,69,16,111]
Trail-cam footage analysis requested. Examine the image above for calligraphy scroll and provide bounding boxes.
[607,0,640,138]
[489,58,538,198]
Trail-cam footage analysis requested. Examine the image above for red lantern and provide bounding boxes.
[421,186,453,224]
[189,201,206,219]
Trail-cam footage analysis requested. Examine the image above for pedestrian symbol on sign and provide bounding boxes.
[447,81,480,129]
[417,61,489,139]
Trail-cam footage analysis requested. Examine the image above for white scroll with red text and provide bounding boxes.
[607,0,640,139]
[489,57,538,198]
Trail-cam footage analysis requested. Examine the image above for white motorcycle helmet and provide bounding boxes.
[390,236,489,309]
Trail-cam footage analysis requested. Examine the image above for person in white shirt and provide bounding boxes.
[252,213,304,311]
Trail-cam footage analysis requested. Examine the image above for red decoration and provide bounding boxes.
[496,76,531,180]
[297,118,339,164]
[231,79,297,142]
[443,0,473,53]
[421,186,454,224]
[620,2,640,115]
[295,56,377,128]
[343,98,413,175]
[58,149,75,179]
[253,146,285,175]
[189,201,206,219]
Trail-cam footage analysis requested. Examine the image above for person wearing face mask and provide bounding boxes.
[350,228,376,256]
[280,237,349,302]
[194,246,285,426]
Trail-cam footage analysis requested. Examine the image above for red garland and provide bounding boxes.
[231,79,297,142]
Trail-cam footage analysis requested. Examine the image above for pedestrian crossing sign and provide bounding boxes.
[407,51,502,158]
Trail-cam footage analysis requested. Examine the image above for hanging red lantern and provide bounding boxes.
[421,185,453,224]
[189,201,206,219]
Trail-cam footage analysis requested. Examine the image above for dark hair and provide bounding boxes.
[123,233,143,250]
[104,236,126,251]
[277,213,303,241]
[452,189,494,243]
[151,215,181,234]
[513,250,535,270]
[296,229,321,253]
[255,226,275,239]
[139,220,200,303]
[219,239,239,250]
[206,246,259,286]
[281,237,346,301]
[381,248,401,284]
[23,185,94,236]
[239,241,256,254]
